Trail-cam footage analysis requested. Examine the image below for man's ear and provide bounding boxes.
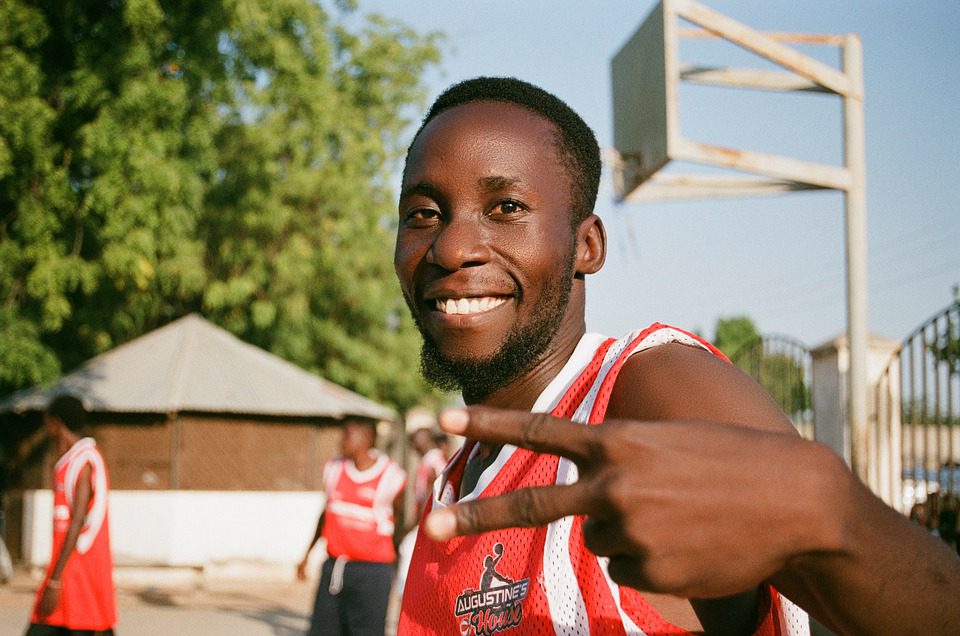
[575,214,606,276]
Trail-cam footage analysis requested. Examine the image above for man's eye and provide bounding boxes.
[494,200,524,215]
[406,208,439,223]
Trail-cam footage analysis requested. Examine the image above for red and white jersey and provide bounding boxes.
[399,324,810,636]
[322,451,407,563]
[32,438,116,630]
[415,447,449,512]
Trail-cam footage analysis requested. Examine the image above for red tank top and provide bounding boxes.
[322,452,407,563]
[398,324,810,636]
[32,438,116,630]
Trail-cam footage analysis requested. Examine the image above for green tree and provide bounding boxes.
[0,0,441,411]
[928,286,959,378]
[715,316,811,422]
[713,316,760,359]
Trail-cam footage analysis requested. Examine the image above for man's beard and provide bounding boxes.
[414,250,575,403]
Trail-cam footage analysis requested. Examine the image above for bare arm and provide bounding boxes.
[38,464,93,617]
[297,512,325,581]
[768,461,960,636]
[394,486,408,548]
[423,407,960,636]
[613,344,960,634]
[604,344,800,635]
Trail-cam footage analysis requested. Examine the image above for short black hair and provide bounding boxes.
[46,394,88,432]
[406,77,601,226]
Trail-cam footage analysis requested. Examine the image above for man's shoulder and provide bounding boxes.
[613,323,723,359]
[605,324,730,420]
[324,456,346,469]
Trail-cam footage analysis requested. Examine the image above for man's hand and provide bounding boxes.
[296,557,310,582]
[424,407,846,600]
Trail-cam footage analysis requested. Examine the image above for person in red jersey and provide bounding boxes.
[396,427,452,597]
[27,394,116,636]
[297,420,406,636]
[393,76,960,636]
[411,427,450,523]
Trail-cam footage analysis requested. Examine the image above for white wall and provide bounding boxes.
[22,490,326,574]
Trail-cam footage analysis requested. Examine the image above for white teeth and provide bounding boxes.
[434,296,507,315]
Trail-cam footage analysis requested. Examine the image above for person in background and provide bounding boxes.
[297,420,406,636]
[26,394,117,636]
[395,426,452,597]
[411,427,450,523]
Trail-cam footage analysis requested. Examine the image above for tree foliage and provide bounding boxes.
[715,316,811,421]
[929,287,959,377]
[713,316,760,360]
[0,0,442,411]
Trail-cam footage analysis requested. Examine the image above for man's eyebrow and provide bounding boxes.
[399,176,522,200]
[478,175,521,191]
[399,181,442,200]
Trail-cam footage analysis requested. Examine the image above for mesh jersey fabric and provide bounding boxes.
[398,323,810,636]
[322,452,407,563]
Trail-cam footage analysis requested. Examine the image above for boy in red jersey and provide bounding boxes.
[393,77,960,636]
[297,420,406,636]
[26,394,116,636]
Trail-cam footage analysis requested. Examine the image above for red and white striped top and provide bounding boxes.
[398,324,810,636]
[322,451,407,563]
[32,437,116,630]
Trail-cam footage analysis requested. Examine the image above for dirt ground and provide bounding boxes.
[0,567,323,636]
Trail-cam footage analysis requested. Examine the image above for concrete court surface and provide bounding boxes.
[0,568,318,636]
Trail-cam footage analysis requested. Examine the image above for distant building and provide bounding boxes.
[0,314,397,577]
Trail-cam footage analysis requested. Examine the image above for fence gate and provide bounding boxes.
[729,335,814,440]
[880,302,960,512]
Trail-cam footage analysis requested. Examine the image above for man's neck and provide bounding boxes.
[351,449,377,471]
[470,318,586,411]
[58,431,82,456]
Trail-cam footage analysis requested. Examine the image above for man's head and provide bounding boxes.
[404,77,601,228]
[340,420,376,459]
[395,77,606,402]
[411,427,436,455]
[43,394,88,437]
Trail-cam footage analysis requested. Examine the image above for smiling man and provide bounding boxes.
[394,92,592,409]
[393,76,803,635]
[393,77,960,636]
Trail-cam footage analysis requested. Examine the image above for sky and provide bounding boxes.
[357,0,959,348]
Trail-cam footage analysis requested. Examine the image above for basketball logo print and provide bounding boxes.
[454,543,529,635]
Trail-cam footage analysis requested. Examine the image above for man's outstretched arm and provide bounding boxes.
[423,407,960,636]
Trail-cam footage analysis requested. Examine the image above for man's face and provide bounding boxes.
[341,422,372,457]
[394,101,577,399]
[411,428,433,455]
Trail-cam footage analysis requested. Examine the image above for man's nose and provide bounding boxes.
[426,215,491,270]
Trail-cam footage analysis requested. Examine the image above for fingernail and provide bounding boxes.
[425,509,457,540]
[440,408,469,434]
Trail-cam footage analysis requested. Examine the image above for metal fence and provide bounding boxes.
[883,302,960,513]
[729,334,815,440]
